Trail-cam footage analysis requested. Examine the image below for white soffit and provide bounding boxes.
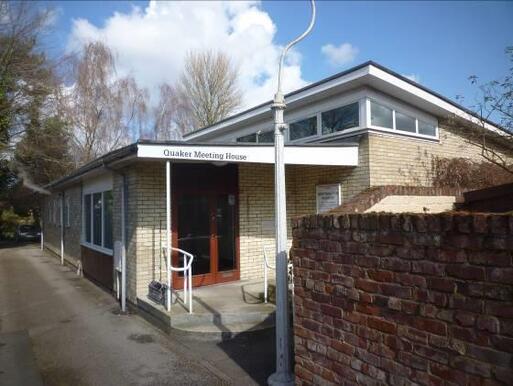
[184,66,370,141]
[367,66,502,134]
[137,144,358,166]
[184,63,503,142]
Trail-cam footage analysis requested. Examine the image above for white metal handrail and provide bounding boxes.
[263,246,293,303]
[163,247,194,314]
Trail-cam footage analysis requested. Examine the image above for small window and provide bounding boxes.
[290,116,317,140]
[84,194,92,243]
[257,130,274,143]
[92,193,102,246]
[103,191,113,250]
[322,102,359,135]
[83,190,113,251]
[237,133,257,143]
[371,101,393,129]
[419,120,436,136]
[395,111,416,133]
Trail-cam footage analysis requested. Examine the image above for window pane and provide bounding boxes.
[93,192,102,246]
[396,111,416,133]
[419,120,436,136]
[85,194,91,243]
[103,191,113,249]
[371,101,393,128]
[290,116,317,140]
[322,103,359,135]
[257,130,274,143]
[66,198,70,227]
[63,198,68,227]
[237,133,257,143]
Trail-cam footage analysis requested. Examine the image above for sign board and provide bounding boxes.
[316,184,342,214]
[137,144,359,166]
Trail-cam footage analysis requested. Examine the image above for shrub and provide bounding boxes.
[432,157,513,190]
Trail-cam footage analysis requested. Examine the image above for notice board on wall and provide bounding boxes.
[316,184,342,214]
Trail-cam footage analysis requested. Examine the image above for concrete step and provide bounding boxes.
[135,280,277,341]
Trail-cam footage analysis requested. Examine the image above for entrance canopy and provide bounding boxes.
[137,141,359,166]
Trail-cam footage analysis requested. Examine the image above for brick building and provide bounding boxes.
[40,61,511,312]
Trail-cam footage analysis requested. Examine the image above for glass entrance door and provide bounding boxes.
[176,195,211,277]
[171,163,239,289]
[173,192,239,288]
[216,194,237,273]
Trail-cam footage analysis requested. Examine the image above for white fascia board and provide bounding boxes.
[137,144,358,166]
[184,66,371,142]
[368,65,503,134]
[82,173,113,194]
[186,64,503,142]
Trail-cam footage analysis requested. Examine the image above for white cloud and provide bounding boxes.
[67,1,308,110]
[402,73,421,83]
[321,43,358,67]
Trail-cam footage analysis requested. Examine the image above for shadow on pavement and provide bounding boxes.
[216,325,276,385]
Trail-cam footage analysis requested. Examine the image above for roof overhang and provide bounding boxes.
[183,61,505,142]
[44,140,358,192]
[137,142,359,166]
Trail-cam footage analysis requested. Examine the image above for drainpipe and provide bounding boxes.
[120,173,127,313]
[60,192,64,265]
[165,161,172,311]
[103,162,128,313]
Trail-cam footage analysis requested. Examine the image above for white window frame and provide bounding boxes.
[320,100,362,137]
[287,97,365,143]
[228,87,438,144]
[367,96,439,141]
[288,115,319,142]
[81,190,113,255]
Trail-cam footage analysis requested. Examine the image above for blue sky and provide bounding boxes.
[41,1,512,110]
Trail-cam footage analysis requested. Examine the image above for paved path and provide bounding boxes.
[0,245,275,385]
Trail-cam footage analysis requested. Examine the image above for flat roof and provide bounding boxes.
[183,61,505,141]
[46,140,359,190]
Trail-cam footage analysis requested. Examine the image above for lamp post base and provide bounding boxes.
[267,371,295,386]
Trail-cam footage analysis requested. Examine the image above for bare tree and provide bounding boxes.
[174,50,241,134]
[458,46,513,175]
[59,41,148,165]
[152,83,181,140]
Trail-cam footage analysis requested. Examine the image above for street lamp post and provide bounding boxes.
[268,2,316,385]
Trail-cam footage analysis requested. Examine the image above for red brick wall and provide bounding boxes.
[292,213,513,385]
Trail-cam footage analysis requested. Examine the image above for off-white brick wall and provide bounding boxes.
[368,124,512,187]
[122,162,168,302]
[41,185,82,267]
[238,135,371,280]
[43,122,512,296]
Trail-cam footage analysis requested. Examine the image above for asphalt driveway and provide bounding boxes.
[0,245,274,386]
